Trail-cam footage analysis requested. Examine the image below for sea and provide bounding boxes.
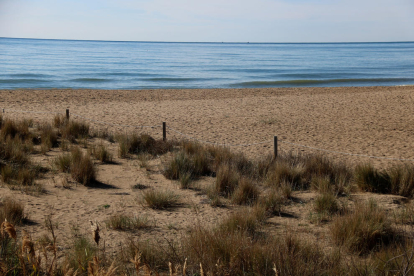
[0,37,414,90]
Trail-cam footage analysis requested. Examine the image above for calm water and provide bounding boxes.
[0,37,414,89]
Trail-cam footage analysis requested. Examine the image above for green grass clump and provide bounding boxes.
[142,189,180,209]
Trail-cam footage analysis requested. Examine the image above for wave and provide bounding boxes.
[70,78,111,83]
[142,77,205,82]
[232,78,414,87]
[0,79,51,84]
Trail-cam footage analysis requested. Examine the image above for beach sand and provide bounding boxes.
[1,86,414,168]
[1,85,414,269]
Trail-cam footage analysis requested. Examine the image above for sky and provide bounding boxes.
[0,0,413,43]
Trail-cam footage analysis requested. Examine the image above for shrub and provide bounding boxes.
[355,164,390,193]
[331,200,395,254]
[105,214,150,231]
[142,189,180,209]
[231,177,260,205]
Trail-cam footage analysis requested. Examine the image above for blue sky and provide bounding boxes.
[0,0,413,42]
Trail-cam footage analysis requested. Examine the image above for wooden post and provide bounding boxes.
[274,136,278,159]
[66,109,70,120]
[163,122,166,141]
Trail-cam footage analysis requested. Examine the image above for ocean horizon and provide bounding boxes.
[1,37,414,90]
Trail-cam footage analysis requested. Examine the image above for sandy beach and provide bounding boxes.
[1,86,414,168]
[2,85,414,274]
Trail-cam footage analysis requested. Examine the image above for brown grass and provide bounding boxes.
[54,147,96,185]
[0,198,27,225]
[331,200,396,255]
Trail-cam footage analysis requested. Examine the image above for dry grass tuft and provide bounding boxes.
[118,133,173,158]
[214,163,240,197]
[142,189,180,209]
[105,214,150,231]
[89,143,113,163]
[331,200,396,255]
[231,177,260,205]
[0,198,27,225]
[54,147,96,185]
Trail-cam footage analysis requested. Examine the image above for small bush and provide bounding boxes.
[105,214,150,231]
[0,197,27,225]
[331,200,395,254]
[355,164,390,193]
[231,177,260,205]
[215,163,240,197]
[142,189,180,209]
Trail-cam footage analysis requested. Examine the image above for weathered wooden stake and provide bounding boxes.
[274,136,278,158]
[163,122,166,141]
[66,109,70,120]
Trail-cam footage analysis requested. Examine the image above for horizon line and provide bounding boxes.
[1,36,414,44]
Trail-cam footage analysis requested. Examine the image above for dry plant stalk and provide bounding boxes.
[130,252,143,274]
[90,220,100,245]
[1,219,17,239]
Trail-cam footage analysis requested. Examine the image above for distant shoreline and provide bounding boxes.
[2,36,414,44]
